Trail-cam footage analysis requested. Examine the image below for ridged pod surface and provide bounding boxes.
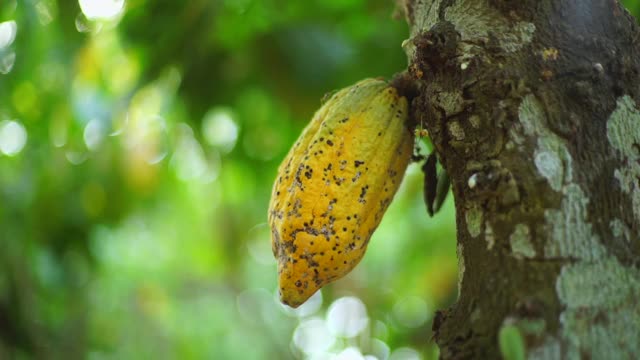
[268,78,413,307]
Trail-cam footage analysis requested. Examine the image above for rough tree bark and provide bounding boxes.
[398,0,640,358]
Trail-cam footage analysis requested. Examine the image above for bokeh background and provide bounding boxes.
[1,1,638,359]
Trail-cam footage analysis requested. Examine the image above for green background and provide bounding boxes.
[0,1,638,358]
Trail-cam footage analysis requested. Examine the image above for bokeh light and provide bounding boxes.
[78,0,125,21]
[293,318,336,355]
[326,297,369,338]
[280,290,324,319]
[0,120,27,156]
[202,107,239,153]
[0,51,15,74]
[393,296,431,329]
[0,20,17,49]
[83,118,106,151]
[332,347,367,360]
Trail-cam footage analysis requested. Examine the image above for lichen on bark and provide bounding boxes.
[509,224,534,259]
[543,184,606,261]
[517,95,573,192]
[555,257,640,357]
[607,95,640,221]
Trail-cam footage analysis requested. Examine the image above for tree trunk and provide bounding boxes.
[400,0,640,358]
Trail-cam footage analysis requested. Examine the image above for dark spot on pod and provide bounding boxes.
[295,280,302,287]
[354,160,364,167]
[326,139,334,146]
[305,171,312,179]
[341,117,349,123]
[343,227,347,232]
[378,132,382,136]
[359,186,368,200]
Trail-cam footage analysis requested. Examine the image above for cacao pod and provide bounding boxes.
[268,78,413,307]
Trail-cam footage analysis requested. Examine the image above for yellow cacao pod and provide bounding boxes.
[268,78,413,307]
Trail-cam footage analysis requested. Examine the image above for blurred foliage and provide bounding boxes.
[0,1,638,359]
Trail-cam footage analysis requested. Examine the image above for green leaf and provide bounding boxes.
[499,325,526,360]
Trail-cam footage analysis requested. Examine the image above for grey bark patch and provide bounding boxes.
[410,0,443,36]
[465,204,483,238]
[456,243,465,296]
[518,95,573,191]
[447,121,466,141]
[444,1,534,53]
[484,222,495,250]
[609,218,631,243]
[528,336,561,360]
[436,90,465,115]
[403,0,444,60]
[606,95,640,221]
[509,224,535,259]
[555,257,640,357]
[501,22,536,53]
[606,96,640,156]
[534,150,563,192]
[543,184,606,260]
